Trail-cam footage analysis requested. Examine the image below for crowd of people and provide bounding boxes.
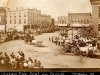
[0,51,43,70]
[49,29,100,56]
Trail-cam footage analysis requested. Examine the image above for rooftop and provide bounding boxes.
[68,13,91,15]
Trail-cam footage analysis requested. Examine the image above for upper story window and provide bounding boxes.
[14,13,16,18]
[10,20,11,24]
[33,13,34,18]
[87,19,89,23]
[14,19,16,24]
[24,19,26,24]
[19,19,21,24]
[9,13,11,17]
[19,13,21,17]
[24,13,26,17]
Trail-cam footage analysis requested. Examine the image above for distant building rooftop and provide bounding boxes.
[68,13,91,15]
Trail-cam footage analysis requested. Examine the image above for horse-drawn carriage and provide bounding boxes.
[62,40,97,57]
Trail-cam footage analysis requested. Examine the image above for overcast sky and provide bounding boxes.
[0,0,92,21]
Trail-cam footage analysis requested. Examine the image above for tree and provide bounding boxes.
[80,25,97,38]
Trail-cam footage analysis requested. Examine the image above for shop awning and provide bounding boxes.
[71,24,90,27]
[58,24,68,26]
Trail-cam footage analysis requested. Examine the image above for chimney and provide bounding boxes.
[16,7,18,10]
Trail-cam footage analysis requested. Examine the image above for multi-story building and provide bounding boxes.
[90,0,100,40]
[58,16,68,27]
[51,18,55,26]
[41,14,51,28]
[0,7,6,32]
[68,13,92,27]
[6,7,41,31]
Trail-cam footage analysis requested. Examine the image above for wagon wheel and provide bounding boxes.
[88,50,94,58]
[71,47,77,55]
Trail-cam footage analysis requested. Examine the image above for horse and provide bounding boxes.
[31,40,42,47]
[31,40,37,46]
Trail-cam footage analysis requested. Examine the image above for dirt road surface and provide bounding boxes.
[0,32,100,68]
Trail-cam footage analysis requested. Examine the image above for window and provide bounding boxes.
[10,20,11,24]
[10,13,11,18]
[24,13,26,17]
[60,20,61,23]
[19,13,21,17]
[87,19,89,23]
[14,19,16,24]
[99,6,100,17]
[84,19,85,24]
[24,19,26,24]
[33,13,34,18]
[19,19,21,24]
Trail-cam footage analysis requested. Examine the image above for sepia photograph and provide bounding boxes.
[0,0,100,72]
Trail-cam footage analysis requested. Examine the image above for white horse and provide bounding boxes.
[32,40,42,47]
[32,40,37,46]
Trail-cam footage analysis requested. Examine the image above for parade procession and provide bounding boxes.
[0,0,100,71]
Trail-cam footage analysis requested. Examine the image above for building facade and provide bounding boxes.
[90,0,100,40]
[51,18,55,26]
[6,7,41,31]
[58,16,68,27]
[41,14,51,28]
[68,13,92,27]
[0,7,6,32]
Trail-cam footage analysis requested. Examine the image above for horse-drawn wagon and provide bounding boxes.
[62,42,96,57]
